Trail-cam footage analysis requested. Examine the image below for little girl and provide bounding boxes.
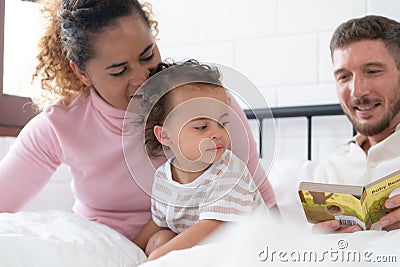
[133,60,268,260]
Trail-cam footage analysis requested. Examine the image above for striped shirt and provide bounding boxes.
[151,150,267,234]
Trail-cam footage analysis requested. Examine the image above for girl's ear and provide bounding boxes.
[154,125,171,146]
[69,61,92,86]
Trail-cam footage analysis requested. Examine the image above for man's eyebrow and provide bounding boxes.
[364,62,386,68]
[105,44,154,70]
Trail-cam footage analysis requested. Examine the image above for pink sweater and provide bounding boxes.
[0,88,275,240]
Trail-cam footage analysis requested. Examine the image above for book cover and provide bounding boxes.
[298,170,400,230]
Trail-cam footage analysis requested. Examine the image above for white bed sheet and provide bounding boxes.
[4,210,396,267]
[0,210,147,267]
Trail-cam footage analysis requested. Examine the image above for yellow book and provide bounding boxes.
[298,170,400,230]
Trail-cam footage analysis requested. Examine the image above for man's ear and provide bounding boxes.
[69,61,92,86]
[154,125,171,146]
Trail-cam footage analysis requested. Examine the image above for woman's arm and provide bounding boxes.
[147,219,223,261]
[0,114,60,211]
[227,94,276,208]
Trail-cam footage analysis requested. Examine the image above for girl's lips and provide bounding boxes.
[207,145,224,151]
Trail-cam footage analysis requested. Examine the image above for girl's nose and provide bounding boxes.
[210,127,223,140]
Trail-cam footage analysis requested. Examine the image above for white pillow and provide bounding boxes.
[0,210,147,267]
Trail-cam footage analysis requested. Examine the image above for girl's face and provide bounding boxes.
[162,85,230,173]
[74,14,161,110]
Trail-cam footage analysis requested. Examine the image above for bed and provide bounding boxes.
[1,104,399,267]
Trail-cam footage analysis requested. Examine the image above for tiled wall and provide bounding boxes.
[148,0,400,161]
[2,0,399,161]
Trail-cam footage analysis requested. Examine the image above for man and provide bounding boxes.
[312,15,400,233]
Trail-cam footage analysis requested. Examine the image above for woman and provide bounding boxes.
[0,0,275,241]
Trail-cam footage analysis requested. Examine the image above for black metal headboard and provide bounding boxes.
[244,103,351,160]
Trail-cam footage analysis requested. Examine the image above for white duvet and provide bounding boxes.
[1,210,400,267]
[0,210,147,267]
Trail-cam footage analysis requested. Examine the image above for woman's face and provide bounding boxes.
[78,15,161,110]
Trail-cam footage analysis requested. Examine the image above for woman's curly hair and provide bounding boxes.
[33,0,158,109]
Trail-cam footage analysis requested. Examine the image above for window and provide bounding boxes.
[0,0,39,135]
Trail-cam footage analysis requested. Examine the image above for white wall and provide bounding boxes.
[147,0,400,161]
[1,0,400,210]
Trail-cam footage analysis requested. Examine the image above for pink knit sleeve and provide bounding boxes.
[227,94,276,208]
[0,113,61,212]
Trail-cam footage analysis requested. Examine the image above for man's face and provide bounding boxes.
[333,40,400,138]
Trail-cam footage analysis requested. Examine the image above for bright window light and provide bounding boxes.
[3,0,44,98]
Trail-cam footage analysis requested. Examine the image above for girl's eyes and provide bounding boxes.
[194,125,207,130]
[219,121,229,128]
[193,121,229,131]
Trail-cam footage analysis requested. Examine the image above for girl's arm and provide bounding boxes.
[147,219,223,261]
[133,218,162,251]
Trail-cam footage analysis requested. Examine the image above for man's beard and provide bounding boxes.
[342,90,400,136]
